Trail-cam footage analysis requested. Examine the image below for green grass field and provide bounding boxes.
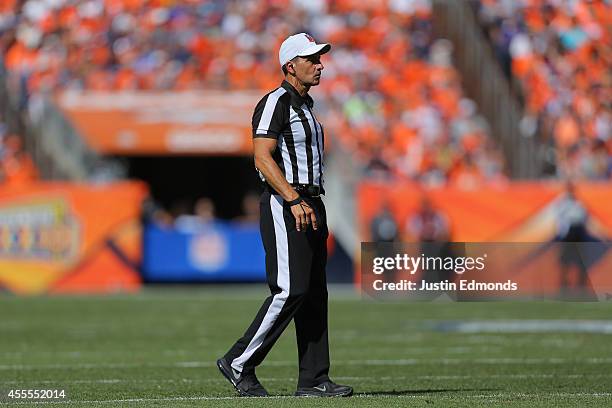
[1,285,612,407]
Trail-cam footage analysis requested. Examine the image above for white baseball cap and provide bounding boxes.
[278,33,331,68]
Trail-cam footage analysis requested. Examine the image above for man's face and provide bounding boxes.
[291,54,324,86]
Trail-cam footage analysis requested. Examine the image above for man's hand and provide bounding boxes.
[290,200,318,232]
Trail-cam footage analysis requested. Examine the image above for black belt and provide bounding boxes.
[264,183,324,197]
[291,184,322,197]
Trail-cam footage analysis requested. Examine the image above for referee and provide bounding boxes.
[217,33,353,398]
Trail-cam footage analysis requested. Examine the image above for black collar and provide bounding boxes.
[281,80,314,109]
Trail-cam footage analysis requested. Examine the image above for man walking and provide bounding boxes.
[217,33,353,398]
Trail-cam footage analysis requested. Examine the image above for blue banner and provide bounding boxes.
[143,222,266,282]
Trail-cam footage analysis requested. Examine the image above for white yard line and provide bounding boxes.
[3,373,612,385]
[435,320,612,334]
[2,357,612,371]
[1,392,612,405]
[1,345,489,358]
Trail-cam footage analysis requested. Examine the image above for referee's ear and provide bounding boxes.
[282,60,296,76]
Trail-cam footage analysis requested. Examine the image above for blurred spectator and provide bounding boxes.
[142,196,173,227]
[475,0,611,180]
[406,196,456,294]
[554,180,591,295]
[370,203,399,242]
[194,197,216,222]
[370,202,400,283]
[234,191,260,223]
[1,134,38,186]
[175,197,216,232]
[555,181,588,243]
[405,197,449,242]
[0,114,38,186]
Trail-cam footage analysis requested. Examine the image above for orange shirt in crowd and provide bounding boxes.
[2,153,39,187]
[554,114,581,148]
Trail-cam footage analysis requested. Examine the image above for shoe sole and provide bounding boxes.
[294,389,353,397]
[216,358,267,397]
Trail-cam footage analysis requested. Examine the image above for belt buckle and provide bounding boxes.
[294,184,320,197]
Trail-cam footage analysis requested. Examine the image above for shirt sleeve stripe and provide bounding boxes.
[254,88,286,135]
[253,132,280,139]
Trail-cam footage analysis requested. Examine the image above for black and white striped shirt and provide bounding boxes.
[252,80,325,190]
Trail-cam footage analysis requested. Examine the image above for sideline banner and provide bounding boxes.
[0,182,147,295]
[358,181,612,242]
[357,181,612,295]
[143,223,265,282]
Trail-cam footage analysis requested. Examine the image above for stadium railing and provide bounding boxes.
[324,141,362,262]
[432,0,546,178]
[1,60,125,181]
[25,94,125,181]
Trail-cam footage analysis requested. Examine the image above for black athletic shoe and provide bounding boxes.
[216,358,269,397]
[295,380,353,397]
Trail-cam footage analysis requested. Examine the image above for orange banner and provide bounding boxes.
[0,181,147,294]
[357,181,612,291]
[56,91,261,155]
[358,181,612,242]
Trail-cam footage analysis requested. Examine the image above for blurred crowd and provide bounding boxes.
[0,0,507,187]
[144,192,260,227]
[475,0,611,180]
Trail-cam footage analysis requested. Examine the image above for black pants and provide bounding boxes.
[224,190,330,387]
